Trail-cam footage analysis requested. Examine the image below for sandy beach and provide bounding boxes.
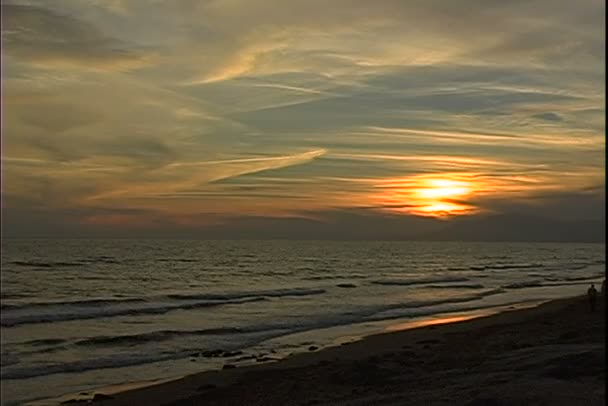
[56,294,605,406]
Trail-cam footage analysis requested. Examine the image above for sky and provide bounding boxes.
[1,0,606,240]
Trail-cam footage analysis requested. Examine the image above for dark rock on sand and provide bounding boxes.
[197,384,218,391]
[92,393,114,401]
[199,349,243,358]
[256,356,279,363]
[201,349,225,358]
[235,355,257,362]
[308,346,318,351]
[222,350,243,358]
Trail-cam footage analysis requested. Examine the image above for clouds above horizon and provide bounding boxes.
[1,0,605,236]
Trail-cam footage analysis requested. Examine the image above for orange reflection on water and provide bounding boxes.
[385,313,491,332]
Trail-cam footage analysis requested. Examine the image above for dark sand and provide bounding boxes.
[62,295,605,406]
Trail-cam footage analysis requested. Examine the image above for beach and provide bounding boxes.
[60,294,605,406]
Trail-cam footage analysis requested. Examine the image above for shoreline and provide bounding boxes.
[28,299,546,405]
[45,294,605,405]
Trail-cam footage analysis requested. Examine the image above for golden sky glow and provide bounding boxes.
[1,0,605,236]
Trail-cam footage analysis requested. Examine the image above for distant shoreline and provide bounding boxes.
[43,293,605,406]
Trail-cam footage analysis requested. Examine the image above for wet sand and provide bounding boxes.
[61,295,605,406]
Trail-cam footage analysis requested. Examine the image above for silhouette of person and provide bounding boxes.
[587,284,598,312]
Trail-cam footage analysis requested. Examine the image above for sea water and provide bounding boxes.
[1,239,604,405]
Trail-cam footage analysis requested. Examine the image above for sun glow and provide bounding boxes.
[415,179,470,200]
[374,174,480,217]
[411,177,474,217]
[418,202,469,214]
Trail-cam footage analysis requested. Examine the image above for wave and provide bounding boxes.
[502,277,603,290]
[0,292,31,300]
[10,256,125,269]
[487,263,544,270]
[562,274,605,282]
[371,276,470,286]
[401,288,505,307]
[240,288,508,343]
[0,287,326,327]
[295,266,317,272]
[543,281,601,287]
[81,256,122,265]
[423,284,485,289]
[502,280,544,289]
[0,349,196,380]
[446,266,468,271]
[74,327,245,347]
[25,288,506,351]
[527,273,552,278]
[21,338,68,347]
[2,288,326,312]
[470,263,544,271]
[301,274,367,281]
[157,258,198,263]
[1,297,145,311]
[0,297,266,327]
[165,287,326,301]
[11,261,84,268]
[1,288,510,381]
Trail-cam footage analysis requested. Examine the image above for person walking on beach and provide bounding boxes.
[587,284,598,312]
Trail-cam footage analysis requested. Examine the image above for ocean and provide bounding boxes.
[0,239,605,405]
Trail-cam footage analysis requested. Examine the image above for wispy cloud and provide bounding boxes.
[85,149,327,201]
[2,0,604,235]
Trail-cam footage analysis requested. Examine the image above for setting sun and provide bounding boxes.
[415,179,471,200]
[372,175,479,217]
[412,177,475,216]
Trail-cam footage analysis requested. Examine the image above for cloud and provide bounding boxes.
[1,3,154,71]
[531,112,564,122]
[1,0,604,237]
[168,0,605,81]
[85,149,327,202]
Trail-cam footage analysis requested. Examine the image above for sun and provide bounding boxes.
[411,176,475,217]
[372,173,480,217]
[415,179,470,200]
